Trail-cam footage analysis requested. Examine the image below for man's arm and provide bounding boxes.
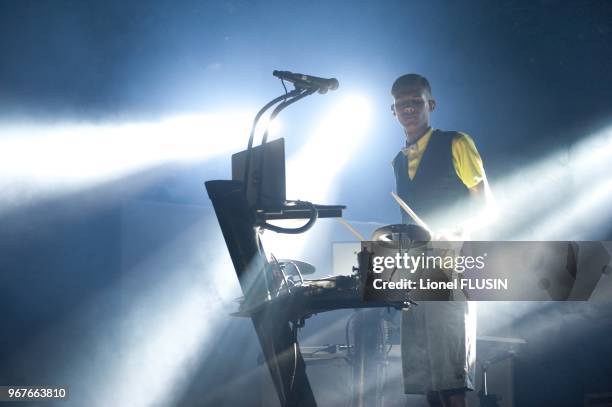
[452,134,497,236]
[451,133,485,190]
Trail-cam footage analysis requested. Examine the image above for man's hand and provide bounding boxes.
[468,179,487,200]
[461,179,498,236]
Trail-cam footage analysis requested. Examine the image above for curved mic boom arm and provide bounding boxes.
[243,86,317,199]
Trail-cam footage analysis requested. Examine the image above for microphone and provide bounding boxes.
[273,70,339,93]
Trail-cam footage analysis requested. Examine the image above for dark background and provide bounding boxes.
[1,1,612,406]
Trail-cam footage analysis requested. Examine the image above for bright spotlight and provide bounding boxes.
[287,94,371,201]
[53,204,240,407]
[519,178,612,240]
[0,112,253,213]
[261,94,371,259]
[253,116,282,140]
[487,125,612,239]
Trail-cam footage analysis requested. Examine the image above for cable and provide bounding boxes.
[280,78,289,95]
[257,200,318,234]
[260,88,315,146]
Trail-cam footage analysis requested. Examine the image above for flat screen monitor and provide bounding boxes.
[231,138,286,208]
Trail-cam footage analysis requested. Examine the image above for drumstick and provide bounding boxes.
[390,191,433,235]
[336,218,366,241]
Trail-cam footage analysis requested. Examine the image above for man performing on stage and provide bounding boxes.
[390,73,493,407]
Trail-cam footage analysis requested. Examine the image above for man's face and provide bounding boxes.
[392,86,435,136]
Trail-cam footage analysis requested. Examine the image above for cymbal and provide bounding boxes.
[372,223,431,242]
[277,259,316,275]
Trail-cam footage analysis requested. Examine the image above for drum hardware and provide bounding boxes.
[277,259,316,275]
[478,362,503,407]
[478,350,518,407]
[372,223,431,246]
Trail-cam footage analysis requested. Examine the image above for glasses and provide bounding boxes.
[391,99,427,112]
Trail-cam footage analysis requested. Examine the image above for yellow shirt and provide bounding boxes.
[400,128,485,188]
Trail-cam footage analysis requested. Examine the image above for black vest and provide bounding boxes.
[392,130,470,229]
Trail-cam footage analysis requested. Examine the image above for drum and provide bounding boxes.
[371,223,431,246]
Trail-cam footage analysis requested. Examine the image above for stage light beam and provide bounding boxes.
[262,94,371,260]
[0,112,253,214]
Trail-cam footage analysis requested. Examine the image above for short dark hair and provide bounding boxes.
[391,74,432,98]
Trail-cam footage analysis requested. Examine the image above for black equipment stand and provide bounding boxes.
[205,180,324,406]
[206,181,408,407]
[205,74,409,406]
